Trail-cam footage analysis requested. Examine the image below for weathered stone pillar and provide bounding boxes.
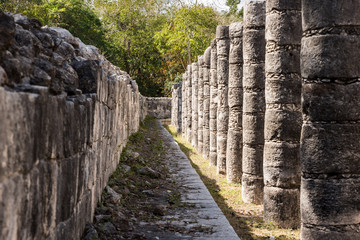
[242,0,265,204]
[226,22,243,183]
[186,65,192,143]
[263,0,301,228]
[203,47,211,159]
[191,62,198,148]
[198,55,204,153]
[216,25,230,175]
[301,1,360,239]
[181,74,186,137]
[177,82,182,132]
[209,39,218,166]
[171,83,179,130]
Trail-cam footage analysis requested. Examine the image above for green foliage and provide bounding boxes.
[0,0,226,97]
[94,0,167,96]
[226,0,243,19]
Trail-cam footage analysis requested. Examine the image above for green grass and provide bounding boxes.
[164,125,300,240]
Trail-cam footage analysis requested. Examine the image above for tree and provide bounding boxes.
[154,5,218,94]
[226,0,243,20]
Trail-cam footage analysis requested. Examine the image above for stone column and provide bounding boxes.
[198,55,204,153]
[263,0,301,228]
[171,83,179,128]
[177,82,182,132]
[242,0,265,204]
[209,39,218,166]
[181,74,186,137]
[186,65,192,143]
[203,47,211,159]
[226,22,243,183]
[216,25,230,175]
[301,1,360,239]
[191,62,198,148]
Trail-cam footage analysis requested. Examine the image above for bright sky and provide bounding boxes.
[184,0,244,12]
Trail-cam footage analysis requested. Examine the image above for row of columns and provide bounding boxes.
[172,0,360,239]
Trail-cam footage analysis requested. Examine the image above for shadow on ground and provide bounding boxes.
[164,125,299,240]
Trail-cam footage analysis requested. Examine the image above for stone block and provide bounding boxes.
[241,173,263,204]
[301,35,360,79]
[243,63,265,89]
[264,186,300,228]
[265,48,300,74]
[216,25,229,39]
[265,11,302,45]
[265,77,301,104]
[301,177,360,225]
[228,108,242,131]
[302,0,360,31]
[244,0,266,29]
[228,64,243,88]
[56,155,80,223]
[243,92,265,113]
[228,87,242,109]
[264,108,301,142]
[301,123,360,174]
[242,114,264,145]
[301,225,360,240]
[243,29,266,62]
[242,145,263,175]
[217,58,229,85]
[302,82,360,122]
[266,0,301,12]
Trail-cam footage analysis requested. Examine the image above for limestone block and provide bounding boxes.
[301,123,360,174]
[302,82,360,122]
[243,30,266,62]
[266,0,301,11]
[301,178,360,225]
[243,63,265,89]
[301,35,360,79]
[301,225,360,240]
[243,0,266,28]
[265,11,302,45]
[302,0,360,31]
[265,78,301,104]
[242,114,264,145]
[241,173,263,205]
[264,109,301,142]
[265,48,300,74]
[242,145,263,175]
[264,187,300,228]
[228,64,243,88]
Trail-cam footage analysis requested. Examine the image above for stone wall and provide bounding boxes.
[0,12,168,240]
[145,97,171,119]
[171,83,182,132]
[171,0,360,238]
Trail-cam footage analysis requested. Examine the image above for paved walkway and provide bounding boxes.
[156,121,240,240]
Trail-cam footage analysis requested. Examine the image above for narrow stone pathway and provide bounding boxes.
[83,119,239,240]
[157,120,240,240]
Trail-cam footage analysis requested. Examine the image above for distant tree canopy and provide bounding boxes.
[0,0,242,96]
